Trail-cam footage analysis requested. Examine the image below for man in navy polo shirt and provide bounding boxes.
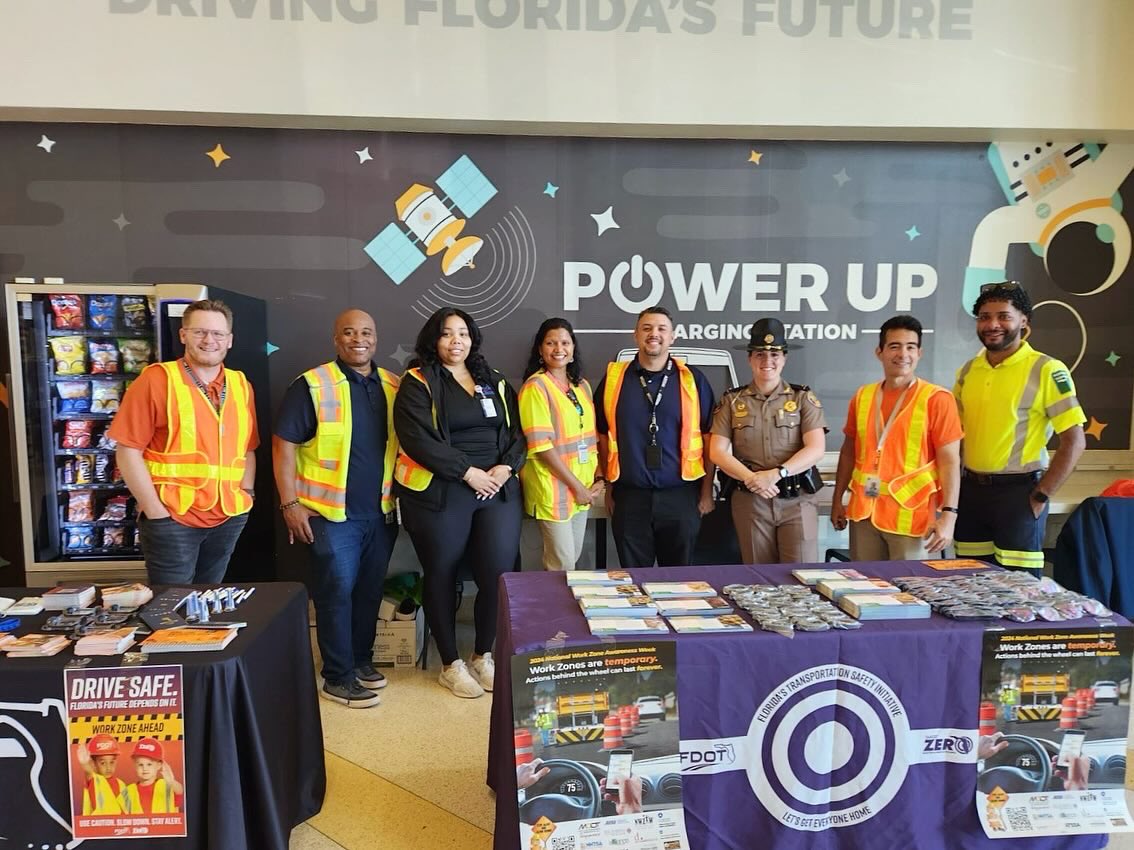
[595,306,716,567]
[273,309,400,709]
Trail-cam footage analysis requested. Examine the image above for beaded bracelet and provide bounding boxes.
[279,498,301,511]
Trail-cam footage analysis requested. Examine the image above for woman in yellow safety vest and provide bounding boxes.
[518,318,602,570]
[393,307,527,699]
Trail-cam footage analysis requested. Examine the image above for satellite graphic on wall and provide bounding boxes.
[365,154,498,284]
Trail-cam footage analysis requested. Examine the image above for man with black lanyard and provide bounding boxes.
[595,306,715,568]
[111,299,258,584]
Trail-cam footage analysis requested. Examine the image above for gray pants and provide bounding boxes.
[138,512,249,585]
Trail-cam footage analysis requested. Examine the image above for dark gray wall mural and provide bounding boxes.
[2,123,1130,455]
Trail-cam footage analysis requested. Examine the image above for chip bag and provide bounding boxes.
[57,381,91,414]
[50,336,86,375]
[61,420,94,449]
[88,340,119,374]
[121,296,149,330]
[50,294,84,329]
[118,338,153,373]
[91,381,122,414]
[68,490,94,522]
[88,294,118,330]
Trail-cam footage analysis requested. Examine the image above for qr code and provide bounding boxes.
[1005,807,1033,831]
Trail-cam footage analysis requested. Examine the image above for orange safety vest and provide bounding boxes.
[142,361,254,518]
[295,361,399,520]
[846,379,946,537]
[394,367,511,491]
[123,779,178,814]
[602,359,704,483]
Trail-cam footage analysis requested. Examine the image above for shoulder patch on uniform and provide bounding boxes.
[1051,369,1072,395]
[806,391,821,408]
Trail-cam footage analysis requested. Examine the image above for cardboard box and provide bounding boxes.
[374,607,423,668]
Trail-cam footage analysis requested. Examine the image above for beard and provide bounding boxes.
[980,328,1022,352]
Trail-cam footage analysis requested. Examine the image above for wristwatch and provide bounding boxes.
[777,466,790,480]
[940,506,958,514]
[1031,489,1049,504]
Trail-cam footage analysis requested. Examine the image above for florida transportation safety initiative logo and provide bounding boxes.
[679,664,976,831]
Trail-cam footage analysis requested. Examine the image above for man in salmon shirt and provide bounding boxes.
[109,299,258,584]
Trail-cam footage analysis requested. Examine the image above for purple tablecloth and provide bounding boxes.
[488,562,1112,850]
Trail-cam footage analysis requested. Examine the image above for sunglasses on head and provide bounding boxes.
[980,281,1023,295]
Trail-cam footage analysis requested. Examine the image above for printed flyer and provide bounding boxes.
[977,625,1134,838]
[511,642,687,850]
[64,664,187,840]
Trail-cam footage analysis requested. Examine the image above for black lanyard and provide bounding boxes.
[181,359,226,413]
[563,385,584,429]
[637,359,672,446]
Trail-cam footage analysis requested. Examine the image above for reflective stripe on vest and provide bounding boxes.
[846,379,943,537]
[394,368,511,492]
[519,372,597,521]
[124,779,178,814]
[295,361,399,520]
[602,359,705,483]
[142,362,253,517]
[85,774,126,815]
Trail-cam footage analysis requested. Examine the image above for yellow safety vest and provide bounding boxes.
[602,359,704,483]
[142,361,254,517]
[83,774,126,815]
[846,380,946,537]
[295,361,399,520]
[519,372,598,521]
[394,368,511,492]
[124,779,178,814]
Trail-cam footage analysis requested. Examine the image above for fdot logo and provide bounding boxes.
[680,743,736,772]
[923,735,973,755]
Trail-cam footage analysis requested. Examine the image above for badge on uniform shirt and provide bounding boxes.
[783,400,797,412]
[735,401,748,415]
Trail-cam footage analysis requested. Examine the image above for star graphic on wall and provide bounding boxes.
[543,182,559,198]
[590,206,619,236]
[265,342,280,356]
[748,150,763,165]
[1085,416,1108,441]
[905,225,921,241]
[206,144,231,168]
[1105,350,1121,367]
[355,146,373,164]
[833,168,851,188]
[112,213,130,231]
[390,344,413,367]
[37,134,56,153]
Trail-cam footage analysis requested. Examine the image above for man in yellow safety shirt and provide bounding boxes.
[953,282,1086,573]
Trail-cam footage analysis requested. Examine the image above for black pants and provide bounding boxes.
[610,483,702,568]
[955,474,1048,573]
[400,483,523,665]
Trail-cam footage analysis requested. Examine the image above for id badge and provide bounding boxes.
[645,444,662,470]
[864,475,881,498]
[479,397,498,418]
[577,441,589,464]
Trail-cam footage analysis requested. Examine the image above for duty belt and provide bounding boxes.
[723,460,822,500]
[962,469,1042,485]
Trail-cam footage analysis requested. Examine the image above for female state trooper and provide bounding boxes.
[393,307,526,699]
[708,318,827,564]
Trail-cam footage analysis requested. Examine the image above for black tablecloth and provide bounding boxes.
[0,582,324,849]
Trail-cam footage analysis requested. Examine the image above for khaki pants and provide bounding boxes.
[849,519,930,561]
[537,511,589,570]
[730,491,819,565]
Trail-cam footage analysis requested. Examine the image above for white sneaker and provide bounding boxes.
[439,660,485,699]
[469,653,495,692]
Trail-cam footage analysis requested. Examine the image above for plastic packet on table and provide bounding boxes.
[98,495,129,522]
[1080,598,1113,617]
[91,381,122,414]
[57,381,91,414]
[64,525,95,551]
[101,527,126,548]
[121,296,149,329]
[88,295,118,330]
[50,336,86,374]
[1035,606,1065,622]
[62,420,94,449]
[88,340,119,374]
[1004,607,1037,623]
[74,454,94,485]
[118,338,153,373]
[50,294,85,329]
[68,491,94,522]
[760,620,795,638]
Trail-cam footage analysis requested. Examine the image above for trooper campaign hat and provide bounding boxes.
[736,317,797,352]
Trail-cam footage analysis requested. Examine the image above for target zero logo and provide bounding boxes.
[679,664,977,832]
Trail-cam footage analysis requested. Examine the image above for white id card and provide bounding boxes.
[480,397,498,418]
[864,475,881,498]
[577,441,589,463]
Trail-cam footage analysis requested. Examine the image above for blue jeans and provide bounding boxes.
[309,514,398,687]
[138,512,249,585]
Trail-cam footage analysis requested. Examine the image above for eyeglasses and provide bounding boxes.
[979,281,1023,295]
[184,328,230,340]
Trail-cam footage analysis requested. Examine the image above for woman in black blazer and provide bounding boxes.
[393,307,526,698]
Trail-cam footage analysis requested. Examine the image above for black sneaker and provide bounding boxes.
[321,681,380,708]
[356,665,388,690]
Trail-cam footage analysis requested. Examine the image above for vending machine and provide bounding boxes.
[2,280,273,585]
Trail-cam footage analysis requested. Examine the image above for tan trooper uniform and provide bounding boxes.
[711,382,826,564]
